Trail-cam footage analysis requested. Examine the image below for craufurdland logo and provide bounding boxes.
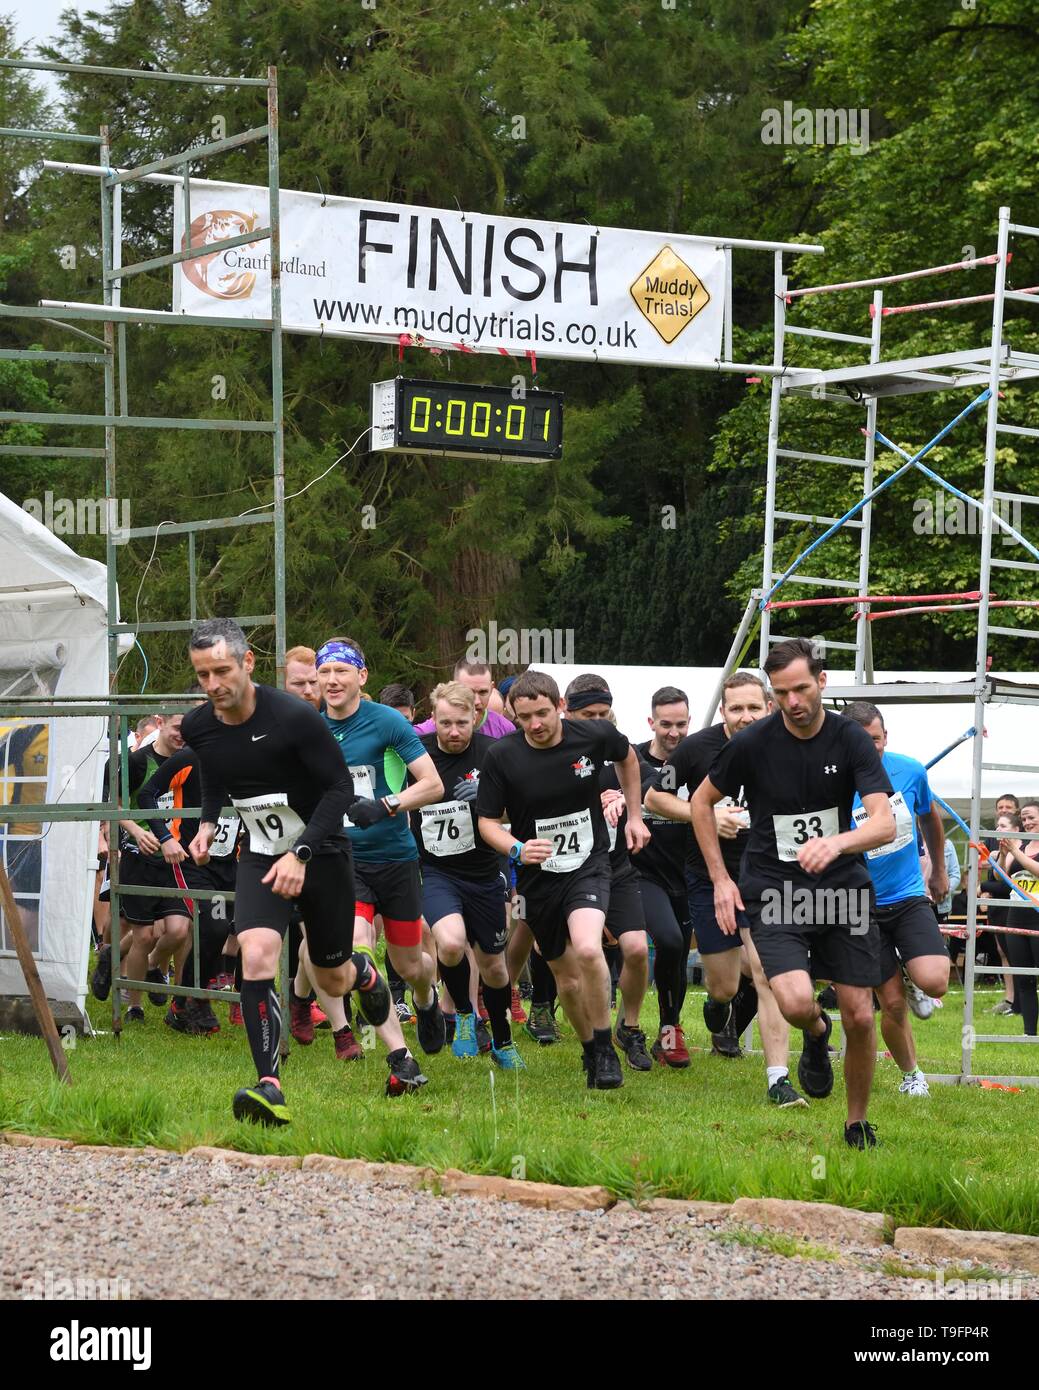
[181,209,261,300]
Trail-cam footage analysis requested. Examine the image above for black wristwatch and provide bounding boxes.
[292,842,313,864]
[382,794,402,817]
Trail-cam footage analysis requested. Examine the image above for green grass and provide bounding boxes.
[711,1227,840,1262]
[2,972,1038,1235]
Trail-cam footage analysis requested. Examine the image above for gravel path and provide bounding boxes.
[0,1147,1034,1301]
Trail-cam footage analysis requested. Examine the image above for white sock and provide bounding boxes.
[903,1065,923,1080]
[767,1066,789,1088]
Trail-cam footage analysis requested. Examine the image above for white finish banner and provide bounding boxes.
[173,179,726,367]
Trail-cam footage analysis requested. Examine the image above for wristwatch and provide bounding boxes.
[292,842,313,864]
[382,794,402,817]
[508,841,524,865]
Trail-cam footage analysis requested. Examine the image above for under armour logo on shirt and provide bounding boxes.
[824,764,837,773]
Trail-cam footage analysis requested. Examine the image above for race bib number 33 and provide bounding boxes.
[773,807,839,862]
[233,793,305,856]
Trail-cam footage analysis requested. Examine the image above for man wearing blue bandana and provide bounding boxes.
[316,635,446,1096]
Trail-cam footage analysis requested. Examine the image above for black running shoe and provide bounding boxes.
[475,1018,492,1054]
[354,963,391,1028]
[844,1119,878,1150]
[816,983,838,1009]
[125,1005,145,1023]
[232,1079,291,1127]
[768,1077,808,1108]
[702,995,732,1034]
[590,1044,624,1090]
[90,944,112,1001]
[185,997,220,1035]
[711,1017,743,1059]
[798,1009,834,1099]
[385,1049,429,1097]
[615,1021,652,1071]
[145,966,168,1006]
[524,1003,558,1045]
[415,993,447,1055]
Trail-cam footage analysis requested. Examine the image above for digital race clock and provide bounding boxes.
[369,378,563,462]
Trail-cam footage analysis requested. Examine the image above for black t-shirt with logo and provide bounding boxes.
[706,710,892,896]
[475,720,629,888]
[636,742,691,896]
[409,731,500,881]
[103,745,170,861]
[181,684,355,858]
[651,724,750,882]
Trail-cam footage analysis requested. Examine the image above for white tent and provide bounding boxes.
[536,663,1039,827]
[0,490,109,1025]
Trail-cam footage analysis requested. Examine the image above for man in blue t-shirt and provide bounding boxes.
[315,636,446,1096]
[844,702,950,1098]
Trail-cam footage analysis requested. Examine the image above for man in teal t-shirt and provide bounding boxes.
[316,636,446,1096]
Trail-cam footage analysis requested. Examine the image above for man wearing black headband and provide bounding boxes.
[183,619,392,1127]
[476,669,651,1091]
[563,674,652,1073]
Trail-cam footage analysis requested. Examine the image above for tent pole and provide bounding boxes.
[0,862,71,1083]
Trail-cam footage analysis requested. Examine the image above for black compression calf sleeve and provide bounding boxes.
[439,956,472,1017]
[732,973,759,1037]
[240,977,281,1081]
[529,949,557,1008]
[482,981,512,1049]
[385,953,406,1000]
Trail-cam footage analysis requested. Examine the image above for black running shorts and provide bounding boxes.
[875,895,947,982]
[604,867,646,942]
[517,851,612,962]
[233,846,355,969]
[117,851,193,926]
[745,894,882,988]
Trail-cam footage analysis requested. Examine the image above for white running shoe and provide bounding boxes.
[899,1071,930,1097]
[906,982,935,1020]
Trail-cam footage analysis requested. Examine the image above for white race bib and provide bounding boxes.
[208,814,241,860]
[773,807,840,862]
[233,793,305,857]
[607,818,619,853]
[853,791,914,859]
[155,789,175,835]
[536,809,594,873]
[420,800,476,857]
[342,765,376,829]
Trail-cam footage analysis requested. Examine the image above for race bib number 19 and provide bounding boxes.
[773,807,839,862]
[233,793,305,856]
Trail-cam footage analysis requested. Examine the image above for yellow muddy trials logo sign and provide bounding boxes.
[629,247,711,344]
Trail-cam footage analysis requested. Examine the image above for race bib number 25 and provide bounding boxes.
[773,807,839,862]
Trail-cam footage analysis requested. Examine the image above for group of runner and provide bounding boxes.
[91,623,993,1145]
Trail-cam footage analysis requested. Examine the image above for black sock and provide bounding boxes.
[593,1026,613,1051]
[440,958,472,1016]
[386,954,406,1001]
[581,1038,594,1061]
[483,981,512,1049]
[530,950,557,1008]
[240,978,281,1082]
[221,953,235,978]
[732,974,759,1037]
[344,995,353,1026]
[290,985,309,1005]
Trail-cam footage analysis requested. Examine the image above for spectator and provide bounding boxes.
[982,813,1022,1015]
[1000,819,1039,1037]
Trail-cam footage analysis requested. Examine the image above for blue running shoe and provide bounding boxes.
[452,1010,480,1058]
[491,1041,526,1070]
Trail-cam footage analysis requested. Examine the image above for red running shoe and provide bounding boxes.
[333,1024,364,1061]
[510,986,528,1025]
[229,1002,244,1027]
[311,1001,330,1030]
[651,1025,691,1069]
[289,997,314,1046]
[477,986,489,1021]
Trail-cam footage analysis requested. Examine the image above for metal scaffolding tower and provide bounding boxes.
[0,56,285,1040]
[757,206,1039,1086]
